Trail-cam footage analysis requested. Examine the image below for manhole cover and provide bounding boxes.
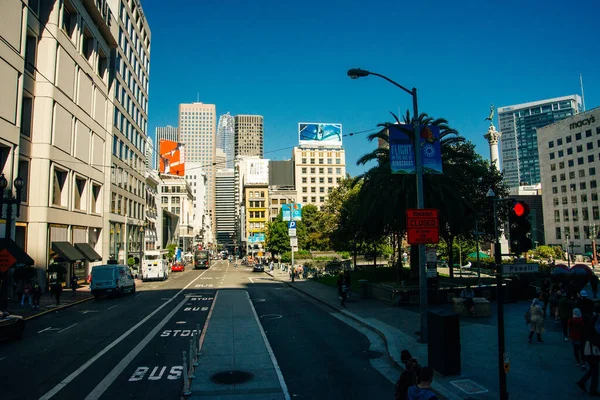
[211,370,254,385]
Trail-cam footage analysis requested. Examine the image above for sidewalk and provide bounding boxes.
[7,283,95,320]
[266,268,589,400]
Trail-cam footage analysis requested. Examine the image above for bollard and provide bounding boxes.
[182,351,192,396]
[192,332,199,367]
[196,324,202,357]
[188,338,196,379]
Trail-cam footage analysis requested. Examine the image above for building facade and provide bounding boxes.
[244,185,268,247]
[154,124,177,169]
[178,102,216,242]
[106,0,151,264]
[215,168,235,246]
[538,108,600,254]
[498,95,582,188]
[216,112,234,168]
[184,163,209,245]
[292,146,346,208]
[145,136,154,170]
[160,176,194,251]
[144,169,161,251]
[268,187,298,222]
[234,115,263,158]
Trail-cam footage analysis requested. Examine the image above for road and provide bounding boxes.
[0,260,396,400]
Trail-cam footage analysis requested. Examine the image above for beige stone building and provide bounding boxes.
[160,176,194,251]
[234,115,263,158]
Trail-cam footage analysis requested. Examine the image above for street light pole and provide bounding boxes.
[566,235,571,269]
[487,188,508,400]
[347,68,428,343]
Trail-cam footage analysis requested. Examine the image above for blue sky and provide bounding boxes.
[142,0,599,176]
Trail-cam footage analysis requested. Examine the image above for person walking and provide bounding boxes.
[344,271,351,300]
[577,313,600,395]
[52,281,63,305]
[579,290,595,317]
[559,294,576,341]
[32,282,42,310]
[407,366,438,400]
[337,274,347,308]
[400,350,422,383]
[570,308,586,369]
[20,281,32,307]
[541,279,551,316]
[70,275,78,299]
[528,298,545,343]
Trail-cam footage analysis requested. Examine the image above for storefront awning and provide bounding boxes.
[52,242,85,262]
[0,238,34,267]
[74,243,102,262]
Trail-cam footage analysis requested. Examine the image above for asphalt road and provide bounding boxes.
[0,260,395,400]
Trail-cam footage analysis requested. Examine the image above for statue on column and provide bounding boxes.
[484,104,495,125]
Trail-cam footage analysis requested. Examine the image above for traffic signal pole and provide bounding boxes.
[492,196,508,400]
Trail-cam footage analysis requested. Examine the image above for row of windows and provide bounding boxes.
[248,222,265,229]
[551,178,598,194]
[110,164,144,196]
[248,211,266,219]
[553,193,599,206]
[553,207,600,222]
[248,191,266,198]
[115,56,148,126]
[550,157,598,171]
[301,150,342,158]
[300,158,342,165]
[302,196,326,204]
[555,225,599,241]
[110,192,144,219]
[117,28,148,96]
[302,186,333,194]
[301,167,343,175]
[119,0,150,73]
[548,127,600,148]
[52,167,102,213]
[549,141,600,159]
[248,201,266,208]
[113,115,145,156]
[302,176,337,184]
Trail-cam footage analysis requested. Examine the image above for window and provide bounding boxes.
[91,184,101,213]
[593,193,599,201]
[311,196,316,203]
[583,207,590,221]
[18,159,29,202]
[310,158,315,164]
[25,34,37,75]
[74,176,86,210]
[301,168,307,174]
[594,206,600,221]
[563,209,569,222]
[588,142,594,150]
[555,227,561,240]
[587,130,593,138]
[579,157,585,165]
[320,196,325,202]
[568,160,574,167]
[582,194,588,203]
[111,192,116,213]
[577,145,583,153]
[319,168,324,174]
[557,138,563,145]
[591,167,596,176]
[567,148,573,155]
[574,226,581,239]
[302,158,307,164]
[20,95,33,137]
[580,170,586,178]
[62,1,76,39]
[554,210,560,222]
[549,141,554,148]
[562,197,568,205]
[576,132,582,140]
[589,155,595,163]
[567,136,572,143]
[560,173,566,181]
[82,26,94,61]
[572,195,578,204]
[319,187,325,193]
[302,196,307,203]
[558,150,564,157]
[98,49,108,80]
[553,198,559,206]
[52,168,68,206]
[310,177,316,183]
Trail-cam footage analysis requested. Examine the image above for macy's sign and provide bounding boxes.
[570,115,596,130]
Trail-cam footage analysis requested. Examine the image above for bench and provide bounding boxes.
[452,297,491,317]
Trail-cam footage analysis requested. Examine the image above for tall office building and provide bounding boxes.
[2,0,116,285]
[185,163,210,244]
[235,115,264,158]
[292,147,346,208]
[145,136,154,170]
[217,112,235,168]
[106,0,151,264]
[215,169,236,246]
[155,125,178,168]
[498,95,582,188]
[178,102,217,242]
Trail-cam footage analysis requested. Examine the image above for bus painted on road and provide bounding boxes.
[194,250,210,269]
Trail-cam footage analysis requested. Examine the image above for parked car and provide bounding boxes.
[171,262,185,272]
[90,264,136,299]
[252,264,264,272]
[0,311,25,341]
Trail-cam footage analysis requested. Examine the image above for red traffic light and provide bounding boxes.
[513,202,525,217]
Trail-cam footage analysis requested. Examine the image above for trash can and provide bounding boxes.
[427,310,461,375]
[358,280,369,299]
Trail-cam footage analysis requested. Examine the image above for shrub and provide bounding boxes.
[339,251,351,260]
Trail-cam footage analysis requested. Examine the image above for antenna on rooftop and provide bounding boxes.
[197,92,200,102]
[580,73,586,112]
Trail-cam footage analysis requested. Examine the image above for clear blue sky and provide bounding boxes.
[142,0,599,176]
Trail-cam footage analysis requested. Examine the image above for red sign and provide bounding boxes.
[0,248,17,273]
[407,209,440,245]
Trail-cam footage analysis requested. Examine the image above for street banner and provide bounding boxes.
[282,204,291,221]
[389,125,443,174]
[282,204,302,221]
[420,125,443,174]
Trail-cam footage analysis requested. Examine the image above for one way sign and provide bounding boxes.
[287,221,296,229]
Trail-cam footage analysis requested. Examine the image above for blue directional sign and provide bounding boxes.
[287,221,296,229]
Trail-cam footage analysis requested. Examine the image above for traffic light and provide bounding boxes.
[508,200,532,254]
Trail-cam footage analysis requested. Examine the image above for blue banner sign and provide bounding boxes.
[389,125,442,174]
[282,204,291,221]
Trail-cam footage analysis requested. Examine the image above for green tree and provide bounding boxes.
[266,213,291,256]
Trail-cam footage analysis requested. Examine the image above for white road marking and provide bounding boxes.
[58,323,78,333]
[38,269,210,400]
[80,310,99,315]
[37,327,60,334]
[83,296,190,400]
[248,277,255,283]
[246,292,291,400]
[106,305,119,311]
[0,356,6,361]
[135,293,143,297]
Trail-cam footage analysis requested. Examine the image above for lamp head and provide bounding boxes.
[0,174,7,190]
[14,175,24,191]
[347,68,370,79]
[486,188,496,198]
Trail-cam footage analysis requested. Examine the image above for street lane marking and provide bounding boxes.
[80,310,99,315]
[106,305,119,311]
[247,292,291,400]
[135,293,143,297]
[197,291,219,353]
[58,323,78,333]
[83,295,190,400]
[0,356,6,361]
[248,277,255,283]
[38,327,60,334]
[39,269,210,400]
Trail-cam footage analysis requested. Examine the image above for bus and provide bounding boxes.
[141,249,170,281]
[194,250,210,269]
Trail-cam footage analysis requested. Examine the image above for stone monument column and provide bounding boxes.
[484,124,501,171]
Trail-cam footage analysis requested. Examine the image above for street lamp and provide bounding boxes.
[0,173,25,311]
[487,188,508,400]
[347,68,428,343]
[566,235,571,269]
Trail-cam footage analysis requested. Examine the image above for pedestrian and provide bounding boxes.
[52,281,63,305]
[559,294,575,341]
[337,274,347,308]
[528,298,545,343]
[549,285,560,321]
[20,281,32,307]
[407,366,438,400]
[395,370,416,400]
[570,308,586,369]
[579,290,595,317]
[344,271,351,299]
[70,275,78,299]
[591,275,599,299]
[541,279,551,316]
[401,350,422,383]
[460,285,476,316]
[32,282,42,310]
[577,313,600,395]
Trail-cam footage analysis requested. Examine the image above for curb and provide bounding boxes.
[23,296,95,321]
[264,270,463,400]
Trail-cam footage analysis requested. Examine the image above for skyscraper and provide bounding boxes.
[235,115,264,158]
[178,102,217,241]
[217,112,235,168]
[215,169,236,246]
[155,125,178,168]
[145,136,154,170]
[498,95,582,188]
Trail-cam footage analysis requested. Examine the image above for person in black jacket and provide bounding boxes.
[577,314,600,395]
[579,291,595,317]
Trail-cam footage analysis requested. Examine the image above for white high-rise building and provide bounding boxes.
[216,169,236,246]
[145,136,154,170]
[178,102,217,242]
[185,163,209,245]
[217,112,235,168]
[292,147,346,208]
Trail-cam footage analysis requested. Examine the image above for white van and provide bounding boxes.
[90,264,136,299]
[141,249,170,281]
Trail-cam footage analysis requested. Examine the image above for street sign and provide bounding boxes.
[406,209,439,245]
[501,263,539,274]
[290,237,298,247]
[288,228,297,237]
[291,246,298,252]
[287,221,297,229]
[0,248,17,273]
[426,248,437,263]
